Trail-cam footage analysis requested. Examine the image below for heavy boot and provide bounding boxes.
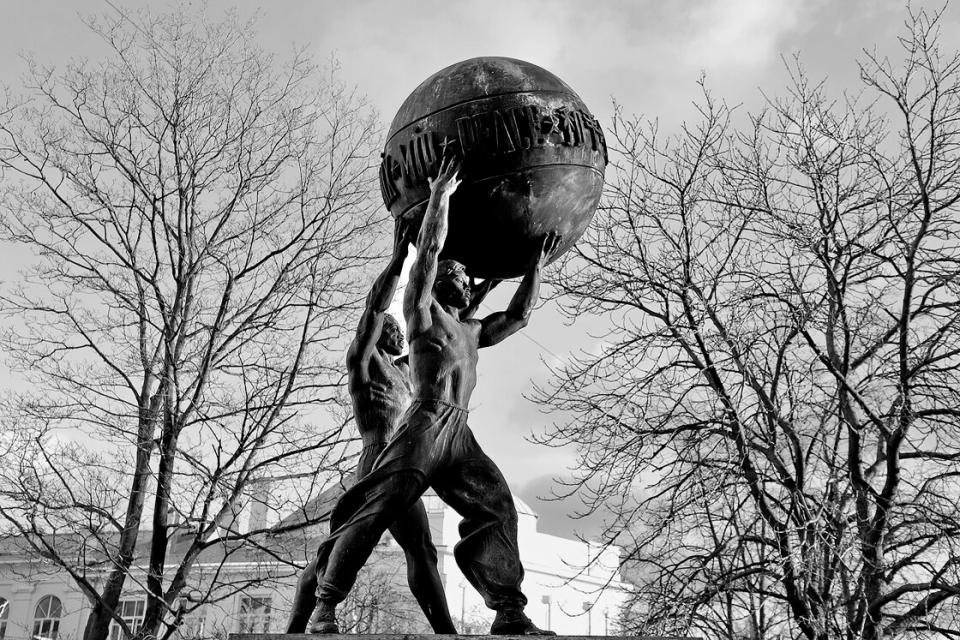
[306,600,339,634]
[491,608,557,636]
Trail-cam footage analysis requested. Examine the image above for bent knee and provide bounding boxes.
[299,566,319,590]
[476,496,519,525]
[402,534,439,560]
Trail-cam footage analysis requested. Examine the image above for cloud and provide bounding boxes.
[680,0,811,70]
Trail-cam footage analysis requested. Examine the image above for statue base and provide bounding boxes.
[228,633,694,640]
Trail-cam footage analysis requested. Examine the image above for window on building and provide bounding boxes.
[237,596,271,634]
[0,597,9,640]
[32,595,62,640]
[108,598,146,640]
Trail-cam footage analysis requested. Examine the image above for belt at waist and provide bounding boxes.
[411,397,469,412]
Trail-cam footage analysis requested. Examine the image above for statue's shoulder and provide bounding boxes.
[427,299,457,323]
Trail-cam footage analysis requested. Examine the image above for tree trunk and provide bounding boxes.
[83,392,160,640]
[138,382,180,640]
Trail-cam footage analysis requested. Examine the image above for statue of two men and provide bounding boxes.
[293,157,560,636]
[286,217,459,634]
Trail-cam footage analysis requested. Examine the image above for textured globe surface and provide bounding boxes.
[379,57,607,279]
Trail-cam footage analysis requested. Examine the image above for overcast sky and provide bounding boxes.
[1,0,955,538]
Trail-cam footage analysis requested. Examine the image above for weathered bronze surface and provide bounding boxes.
[286,220,455,634]
[309,160,558,636]
[380,57,607,279]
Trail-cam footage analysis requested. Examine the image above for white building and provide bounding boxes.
[424,491,627,636]
[0,489,629,639]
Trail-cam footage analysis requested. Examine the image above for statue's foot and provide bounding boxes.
[307,603,339,634]
[491,609,557,636]
[307,620,338,635]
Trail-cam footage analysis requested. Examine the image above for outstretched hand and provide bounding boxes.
[534,232,563,268]
[428,154,461,197]
[393,216,416,252]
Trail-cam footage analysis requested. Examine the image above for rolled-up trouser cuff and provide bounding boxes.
[316,579,349,605]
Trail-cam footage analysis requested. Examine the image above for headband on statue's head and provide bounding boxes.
[383,313,400,329]
[437,260,467,279]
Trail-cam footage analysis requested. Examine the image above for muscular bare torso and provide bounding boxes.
[408,301,481,408]
[349,352,411,442]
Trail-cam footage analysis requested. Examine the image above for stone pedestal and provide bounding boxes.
[228,633,696,640]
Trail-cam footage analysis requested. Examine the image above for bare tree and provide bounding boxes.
[0,6,382,640]
[335,547,432,635]
[536,6,960,640]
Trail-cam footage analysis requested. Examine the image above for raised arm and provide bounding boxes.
[347,218,412,372]
[403,156,461,335]
[459,277,502,320]
[478,233,562,348]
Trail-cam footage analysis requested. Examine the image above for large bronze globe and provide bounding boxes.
[380,57,607,279]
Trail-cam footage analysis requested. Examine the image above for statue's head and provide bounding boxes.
[378,313,404,356]
[434,259,471,309]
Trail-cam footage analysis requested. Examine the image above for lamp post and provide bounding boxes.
[541,595,551,631]
[459,581,467,630]
[583,602,592,635]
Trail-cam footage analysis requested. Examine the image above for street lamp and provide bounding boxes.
[541,595,551,631]
[582,602,592,635]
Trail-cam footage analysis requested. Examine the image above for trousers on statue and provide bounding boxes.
[315,399,528,611]
[285,436,453,634]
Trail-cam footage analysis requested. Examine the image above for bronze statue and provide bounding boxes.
[307,156,560,636]
[286,220,456,634]
[288,219,496,633]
